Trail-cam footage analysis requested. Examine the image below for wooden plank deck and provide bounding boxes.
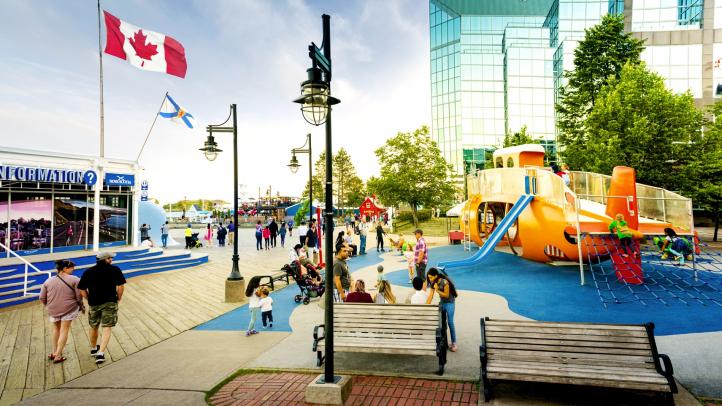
[0,251,254,404]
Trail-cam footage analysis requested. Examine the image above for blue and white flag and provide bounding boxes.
[159,93,196,129]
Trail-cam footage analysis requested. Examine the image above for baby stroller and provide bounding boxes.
[283,262,325,305]
[190,233,203,248]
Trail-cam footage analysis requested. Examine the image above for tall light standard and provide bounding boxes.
[288,133,314,225]
[199,104,244,299]
[293,14,340,386]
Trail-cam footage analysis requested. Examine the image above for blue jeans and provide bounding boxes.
[255,233,263,250]
[440,301,456,344]
[359,235,367,254]
[161,234,168,248]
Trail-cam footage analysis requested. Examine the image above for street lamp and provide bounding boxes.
[288,133,314,225]
[202,104,244,297]
[294,14,341,387]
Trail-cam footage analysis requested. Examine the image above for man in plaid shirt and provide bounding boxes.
[414,229,428,279]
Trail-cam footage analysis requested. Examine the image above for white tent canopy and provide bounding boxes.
[446,200,467,217]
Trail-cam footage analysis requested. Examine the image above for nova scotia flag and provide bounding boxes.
[159,93,196,129]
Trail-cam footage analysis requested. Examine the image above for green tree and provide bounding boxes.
[302,152,325,203]
[366,126,458,227]
[294,199,310,226]
[583,63,704,190]
[557,13,645,169]
[687,102,722,241]
[503,125,536,147]
[303,149,365,208]
[333,148,364,208]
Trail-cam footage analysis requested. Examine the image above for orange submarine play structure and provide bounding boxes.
[445,144,694,283]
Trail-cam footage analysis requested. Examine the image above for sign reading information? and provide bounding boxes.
[0,165,94,185]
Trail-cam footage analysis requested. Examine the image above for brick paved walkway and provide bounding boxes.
[210,372,479,406]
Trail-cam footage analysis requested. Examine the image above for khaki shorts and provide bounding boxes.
[88,302,118,328]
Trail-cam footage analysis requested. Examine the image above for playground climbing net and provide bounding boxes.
[583,234,722,308]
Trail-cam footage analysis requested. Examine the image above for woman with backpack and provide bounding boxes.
[426,267,459,352]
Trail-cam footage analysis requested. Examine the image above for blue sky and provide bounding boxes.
[0,0,430,203]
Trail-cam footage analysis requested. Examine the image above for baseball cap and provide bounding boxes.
[97,252,116,260]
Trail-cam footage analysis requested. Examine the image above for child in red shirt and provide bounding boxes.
[262,226,271,250]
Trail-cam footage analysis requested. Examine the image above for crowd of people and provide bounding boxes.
[329,225,459,352]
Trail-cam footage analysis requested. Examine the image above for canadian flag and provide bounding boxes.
[103,11,187,78]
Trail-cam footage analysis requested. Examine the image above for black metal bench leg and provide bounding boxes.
[316,351,324,367]
[480,377,491,402]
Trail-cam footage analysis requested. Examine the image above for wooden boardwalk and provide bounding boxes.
[0,245,287,405]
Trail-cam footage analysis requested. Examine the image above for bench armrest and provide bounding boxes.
[657,353,677,393]
[312,324,325,352]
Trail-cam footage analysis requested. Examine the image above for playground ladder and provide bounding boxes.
[462,213,472,251]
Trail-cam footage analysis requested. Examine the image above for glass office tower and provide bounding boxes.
[430,0,718,177]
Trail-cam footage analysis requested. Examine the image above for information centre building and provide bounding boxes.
[0,148,141,257]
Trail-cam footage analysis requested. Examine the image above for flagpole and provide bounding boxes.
[94,0,104,252]
[136,91,168,162]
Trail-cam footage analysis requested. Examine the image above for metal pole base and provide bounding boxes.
[224,279,245,303]
[305,374,352,405]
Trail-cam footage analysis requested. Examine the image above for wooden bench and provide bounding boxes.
[259,270,290,291]
[313,303,448,374]
[479,319,677,404]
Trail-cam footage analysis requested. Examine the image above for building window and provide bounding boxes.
[507,157,515,168]
[608,0,624,15]
[496,157,504,168]
[678,0,703,26]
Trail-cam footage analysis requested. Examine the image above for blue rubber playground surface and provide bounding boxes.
[195,250,384,332]
[385,245,722,336]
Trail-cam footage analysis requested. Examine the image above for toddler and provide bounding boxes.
[259,287,274,328]
[375,265,385,287]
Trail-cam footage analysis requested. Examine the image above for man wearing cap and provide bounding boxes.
[78,252,126,364]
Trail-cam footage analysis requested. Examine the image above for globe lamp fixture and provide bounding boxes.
[288,154,301,173]
[200,134,222,162]
[293,67,340,126]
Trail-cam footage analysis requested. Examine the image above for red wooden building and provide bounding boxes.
[359,195,386,219]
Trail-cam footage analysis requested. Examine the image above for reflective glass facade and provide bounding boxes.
[430,0,717,174]
[632,0,703,31]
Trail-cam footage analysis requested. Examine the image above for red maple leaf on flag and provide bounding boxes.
[128,29,158,66]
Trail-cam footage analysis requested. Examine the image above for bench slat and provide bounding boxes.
[333,321,438,330]
[485,336,651,350]
[488,354,654,369]
[317,344,436,356]
[488,365,668,384]
[333,329,436,338]
[487,320,647,331]
[489,342,652,357]
[486,331,651,344]
[488,348,653,363]
[485,325,648,338]
[335,307,439,317]
[487,371,671,392]
[488,360,660,376]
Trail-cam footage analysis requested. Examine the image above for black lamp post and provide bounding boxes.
[288,133,314,225]
[293,14,340,385]
[200,104,242,282]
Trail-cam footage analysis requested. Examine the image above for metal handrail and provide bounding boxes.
[0,242,52,296]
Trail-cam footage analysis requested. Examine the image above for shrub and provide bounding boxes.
[395,209,432,223]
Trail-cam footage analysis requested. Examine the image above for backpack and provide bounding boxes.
[354,225,360,235]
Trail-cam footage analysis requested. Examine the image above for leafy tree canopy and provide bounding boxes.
[366,126,458,226]
[557,13,645,169]
[582,63,704,190]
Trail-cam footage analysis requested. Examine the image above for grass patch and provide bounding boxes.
[392,217,459,237]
